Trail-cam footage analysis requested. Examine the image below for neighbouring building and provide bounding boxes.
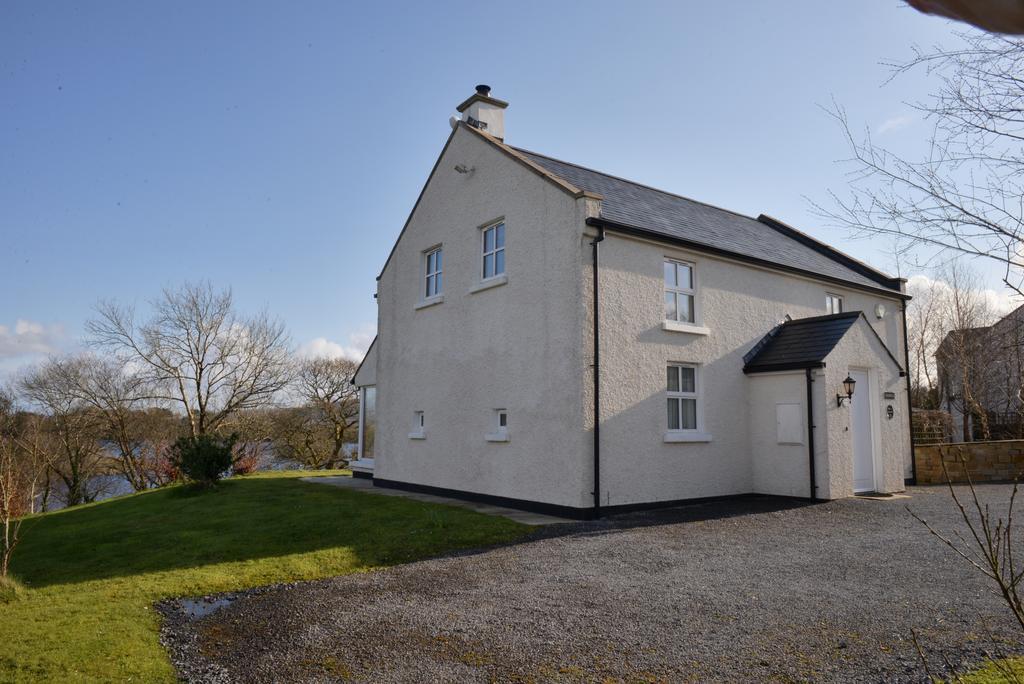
[938,303,1024,441]
[350,86,913,518]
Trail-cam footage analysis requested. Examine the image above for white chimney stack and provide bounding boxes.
[456,84,508,141]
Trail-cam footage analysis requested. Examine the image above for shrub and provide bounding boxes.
[0,575,24,603]
[231,442,260,476]
[170,434,236,487]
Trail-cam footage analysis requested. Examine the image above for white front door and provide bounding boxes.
[850,369,875,493]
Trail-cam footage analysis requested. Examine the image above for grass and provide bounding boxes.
[959,658,1024,683]
[0,471,529,682]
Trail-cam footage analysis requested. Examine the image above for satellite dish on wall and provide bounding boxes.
[449,116,459,130]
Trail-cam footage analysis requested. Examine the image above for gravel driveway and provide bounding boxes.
[161,485,1024,682]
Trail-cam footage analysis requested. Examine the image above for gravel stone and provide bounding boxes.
[160,485,1024,682]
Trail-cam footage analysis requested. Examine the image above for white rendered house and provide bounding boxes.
[351,86,913,518]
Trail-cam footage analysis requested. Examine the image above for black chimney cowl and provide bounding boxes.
[475,84,491,96]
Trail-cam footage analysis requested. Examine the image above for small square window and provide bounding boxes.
[486,408,509,442]
[825,294,843,314]
[409,411,426,439]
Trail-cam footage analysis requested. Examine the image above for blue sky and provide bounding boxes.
[0,1,1010,377]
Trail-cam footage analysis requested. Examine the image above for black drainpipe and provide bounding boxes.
[901,301,918,485]
[805,368,817,501]
[591,227,606,518]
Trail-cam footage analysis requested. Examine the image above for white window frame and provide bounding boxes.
[825,293,844,315]
[481,221,506,281]
[664,363,712,443]
[424,247,443,299]
[409,410,426,439]
[663,258,709,335]
[485,408,509,442]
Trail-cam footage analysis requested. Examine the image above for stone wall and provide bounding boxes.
[915,440,1024,484]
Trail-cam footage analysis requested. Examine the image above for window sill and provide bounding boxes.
[663,431,713,443]
[485,431,509,443]
[415,295,444,310]
[469,273,508,294]
[662,320,710,335]
[408,431,426,440]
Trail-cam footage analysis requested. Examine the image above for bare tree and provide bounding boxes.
[907,275,947,408]
[18,362,105,507]
[936,263,1000,440]
[270,357,359,469]
[818,31,1024,295]
[50,355,181,491]
[0,390,46,576]
[87,282,293,439]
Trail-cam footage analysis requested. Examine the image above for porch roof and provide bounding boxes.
[743,311,900,374]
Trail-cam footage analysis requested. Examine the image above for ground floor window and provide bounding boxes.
[358,386,376,459]
[667,364,699,431]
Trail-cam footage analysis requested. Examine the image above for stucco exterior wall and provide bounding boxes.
[587,230,909,506]
[747,372,814,498]
[817,319,908,497]
[373,127,591,509]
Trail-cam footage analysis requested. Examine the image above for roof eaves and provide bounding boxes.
[743,360,826,374]
[588,217,912,301]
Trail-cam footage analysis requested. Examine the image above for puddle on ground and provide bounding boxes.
[179,597,234,620]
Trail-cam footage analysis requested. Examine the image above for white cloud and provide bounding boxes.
[298,324,376,362]
[0,319,64,359]
[877,114,914,135]
[907,273,1019,318]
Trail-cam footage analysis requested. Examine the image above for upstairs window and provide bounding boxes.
[825,293,843,314]
[424,248,443,298]
[667,364,699,431]
[482,222,506,279]
[664,259,695,323]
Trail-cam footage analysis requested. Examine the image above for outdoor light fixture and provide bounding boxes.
[837,374,857,407]
[874,303,887,320]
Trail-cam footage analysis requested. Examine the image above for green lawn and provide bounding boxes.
[961,657,1024,683]
[0,471,529,682]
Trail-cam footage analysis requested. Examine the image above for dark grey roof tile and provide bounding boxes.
[515,148,896,292]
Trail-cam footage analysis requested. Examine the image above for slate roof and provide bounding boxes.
[742,311,904,374]
[513,147,902,294]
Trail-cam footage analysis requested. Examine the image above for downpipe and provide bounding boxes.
[591,227,605,518]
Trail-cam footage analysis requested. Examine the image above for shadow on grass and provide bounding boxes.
[12,473,820,590]
[10,476,528,589]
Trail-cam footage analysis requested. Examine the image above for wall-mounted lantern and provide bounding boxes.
[836,374,857,407]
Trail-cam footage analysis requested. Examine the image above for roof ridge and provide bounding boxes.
[511,146,761,224]
[757,214,899,287]
[782,311,861,326]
